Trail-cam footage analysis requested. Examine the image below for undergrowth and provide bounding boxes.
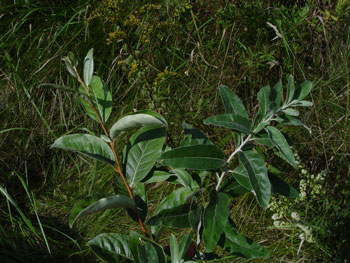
[1,0,349,262]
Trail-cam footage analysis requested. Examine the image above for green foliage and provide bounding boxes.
[49,48,314,262]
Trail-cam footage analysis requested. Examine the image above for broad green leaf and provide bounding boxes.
[170,234,179,263]
[181,122,213,146]
[238,151,270,209]
[203,192,229,252]
[155,187,194,214]
[88,233,133,261]
[282,108,299,116]
[218,222,269,258]
[293,80,312,101]
[83,48,94,87]
[204,114,252,134]
[51,134,115,166]
[113,176,129,196]
[69,194,134,228]
[79,76,112,123]
[161,145,225,170]
[62,57,76,78]
[173,169,198,190]
[220,177,250,197]
[265,126,296,167]
[123,126,166,187]
[291,100,313,107]
[110,110,167,139]
[269,173,299,198]
[230,165,252,191]
[270,82,283,111]
[285,75,295,104]
[219,85,249,118]
[146,203,193,228]
[141,170,172,183]
[257,85,271,120]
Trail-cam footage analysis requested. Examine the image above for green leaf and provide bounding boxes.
[51,134,115,166]
[110,110,167,139]
[230,165,252,191]
[238,151,270,209]
[219,85,249,118]
[130,231,166,263]
[141,170,172,183]
[69,194,135,228]
[276,115,311,133]
[257,85,271,120]
[218,222,269,258]
[291,100,313,107]
[161,145,225,170]
[220,177,250,197]
[170,234,179,263]
[83,48,94,87]
[204,114,252,134]
[123,126,166,187]
[88,233,134,261]
[203,192,229,252]
[293,80,312,101]
[181,122,213,146]
[269,173,299,198]
[179,234,192,260]
[79,76,112,123]
[126,182,147,222]
[155,187,194,214]
[253,134,274,148]
[62,57,76,78]
[282,108,299,116]
[146,203,193,228]
[265,126,296,167]
[270,82,283,111]
[173,169,198,190]
[138,242,159,263]
[285,75,295,104]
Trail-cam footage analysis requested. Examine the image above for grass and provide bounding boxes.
[1,0,350,262]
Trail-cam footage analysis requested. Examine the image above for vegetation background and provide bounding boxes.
[1,0,350,262]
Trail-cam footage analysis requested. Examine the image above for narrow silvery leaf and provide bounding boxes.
[293,80,312,101]
[257,85,271,120]
[219,85,249,118]
[110,110,167,139]
[276,115,311,133]
[62,57,77,78]
[239,151,270,209]
[51,134,115,166]
[123,126,166,187]
[69,194,135,228]
[170,234,179,263]
[83,48,94,87]
[203,191,229,252]
[282,108,299,116]
[270,82,283,111]
[285,75,295,104]
[265,126,296,167]
[290,100,313,107]
[173,169,197,189]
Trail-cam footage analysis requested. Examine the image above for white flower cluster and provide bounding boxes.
[269,149,327,244]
